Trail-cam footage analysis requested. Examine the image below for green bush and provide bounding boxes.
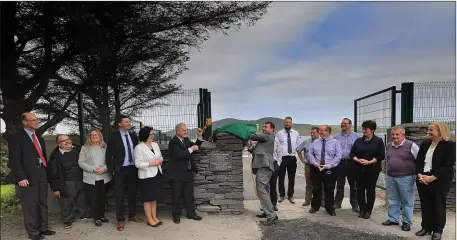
[1,149,11,184]
[1,184,21,214]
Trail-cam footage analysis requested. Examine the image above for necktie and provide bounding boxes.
[32,134,47,167]
[124,134,133,163]
[320,139,326,165]
[287,131,292,154]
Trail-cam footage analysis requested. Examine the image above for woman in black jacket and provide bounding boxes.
[415,122,455,240]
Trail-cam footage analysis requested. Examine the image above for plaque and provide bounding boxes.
[209,151,232,172]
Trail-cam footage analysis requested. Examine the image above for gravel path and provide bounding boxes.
[260,218,408,240]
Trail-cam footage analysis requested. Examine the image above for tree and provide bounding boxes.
[1,1,271,142]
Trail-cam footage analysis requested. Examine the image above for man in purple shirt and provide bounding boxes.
[333,118,360,213]
[307,125,342,216]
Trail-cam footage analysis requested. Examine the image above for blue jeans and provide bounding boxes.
[386,175,415,225]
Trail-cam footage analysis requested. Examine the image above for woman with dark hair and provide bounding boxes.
[415,122,455,240]
[134,126,163,227]
[349,120,385,219]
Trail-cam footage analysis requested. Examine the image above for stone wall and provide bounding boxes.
[387,123,456,212]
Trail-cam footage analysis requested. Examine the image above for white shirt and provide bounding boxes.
[391,139,420,159]
[275,129,300,158]
[423,146,436,172]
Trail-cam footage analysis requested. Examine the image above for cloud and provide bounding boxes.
[175,2,455,126]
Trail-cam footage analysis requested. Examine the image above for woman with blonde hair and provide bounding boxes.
[78,129,112,227]
[415,122,455,240]
[134,126,163,227]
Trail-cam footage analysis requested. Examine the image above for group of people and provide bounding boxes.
[248,117,455,240]
[9,112,204,240]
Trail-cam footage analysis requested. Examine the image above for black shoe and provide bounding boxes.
[401,223,411,231]
[352,207,360,213]
[100,217,109,223]
[432,232,442,240]
[80,214,92,220]
[173,217,180,224]
[63,222,72,229]
[328,211,336,216]
[363,212,371,219]
[95,220,102,227]
[382,220,399,226]
[256,213,267,218]
[334,205,342,209]
[40,230,56,236]
[187,215,203,221]
[147,222,159,227]
[415,229,432,236]
[273,206,278,211]
[358,211,365,218]
[262,216,278,226]
[309,208,318,213]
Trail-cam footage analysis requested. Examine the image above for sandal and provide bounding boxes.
[117,221,125,231]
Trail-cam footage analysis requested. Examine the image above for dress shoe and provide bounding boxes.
[101,217,109,223]
[309,208,318,213]
[262,216,278,226]
[40,230,56,236]
[382,220,399,226]
[256,213,267,218]
[278,197,285,202]
[288,197,295,204]
[173,217,180,224]
[327,211,336,216]
[95,220,102,227]
[363,212,371,219]
[352,207,360,213]
[128,216,144,223]
[302,201,310,206]
[64,222,72,229]
[187,215,203,221]
[401,223,410,231]
[415,229,432,236]
[30,236,45,240]
[432,232,442,240]
[358,211,365,218]
[273,205,278,211]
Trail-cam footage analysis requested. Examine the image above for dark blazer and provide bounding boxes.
[167,136,203,181]
[8,129,48,184]
[416,140,456,189]
[106,131,139,173]
[47,146,81,197]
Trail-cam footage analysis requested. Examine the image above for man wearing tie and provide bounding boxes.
[168,123,204,224]
[276,117,301,204]
[8,112,56,240]
[307,125,342,216]
[106,115,143,231]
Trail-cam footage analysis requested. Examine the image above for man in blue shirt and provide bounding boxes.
[333,118,360,213]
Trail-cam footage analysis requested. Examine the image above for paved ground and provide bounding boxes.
[1,153,455,240]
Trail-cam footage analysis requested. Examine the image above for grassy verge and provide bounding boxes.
[1,184,21,214]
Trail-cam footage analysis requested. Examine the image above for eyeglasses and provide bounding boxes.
[58,138,72,144]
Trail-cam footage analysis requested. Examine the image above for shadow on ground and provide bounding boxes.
[260,218,409,240]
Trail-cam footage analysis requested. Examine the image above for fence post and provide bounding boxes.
[391,86,397,127]
[199,88,204,128]
[207,91,212,134]
[354,100,358,132]
[77,92,85,146]
[400,82,414,124]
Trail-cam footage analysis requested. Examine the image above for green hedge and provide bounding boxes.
[1,184,21,214]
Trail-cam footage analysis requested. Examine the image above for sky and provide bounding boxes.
[1,2,455,134]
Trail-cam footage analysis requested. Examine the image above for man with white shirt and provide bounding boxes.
[48,135,90,229]
[382,126,419,232]
[296,127,320,206]
[276,117,301,204]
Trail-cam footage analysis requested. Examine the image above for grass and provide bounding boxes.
[1,184,21,214]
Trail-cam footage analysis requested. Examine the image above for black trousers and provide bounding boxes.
[355,169,379,213]
[171,179,196,218]
[114,166,138,222]
[85,180,107,221]
[17,167,48,240]
[310,165,338,212]
[269,170,278,207]
[417,179,449,233]
[334,159,358,208]
[278,156,297,197]
[59,180,89,223]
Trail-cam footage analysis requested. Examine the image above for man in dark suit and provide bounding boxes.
[8,112,56,240]
[106,115,143,231]
[168,123,204,224]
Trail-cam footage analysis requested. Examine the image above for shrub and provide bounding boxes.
[1,184,21,214]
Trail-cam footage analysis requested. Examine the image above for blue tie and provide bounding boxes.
[124,134,133,163]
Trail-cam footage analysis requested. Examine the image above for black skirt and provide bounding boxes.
[140,172,162,202]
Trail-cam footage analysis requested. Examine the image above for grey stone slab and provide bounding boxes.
[196,205,221,212]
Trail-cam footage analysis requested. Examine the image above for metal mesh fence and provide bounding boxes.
[413,81,456,134]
